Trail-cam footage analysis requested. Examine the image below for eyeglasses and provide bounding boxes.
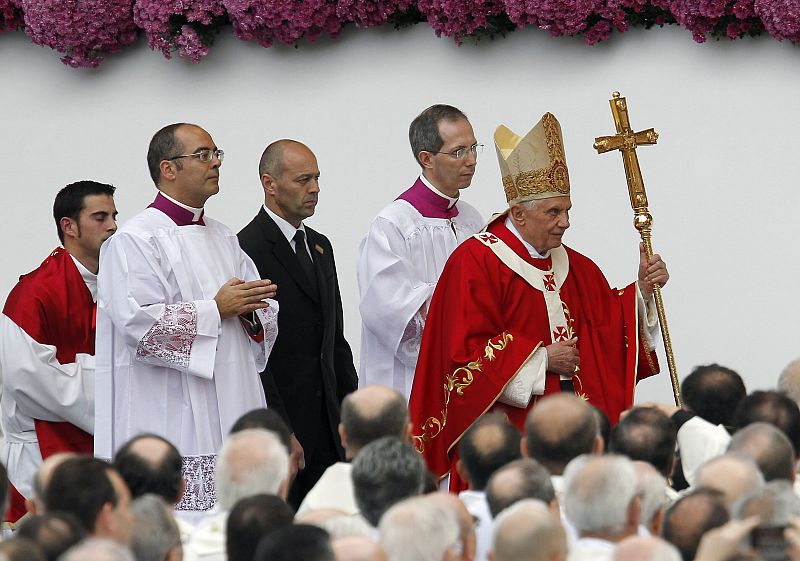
[167,149,224,163]
[427,143,483,160]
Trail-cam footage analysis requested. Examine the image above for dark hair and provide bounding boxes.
[230,408,292,451]
[44,457,118,533]
[113,434,183,503]
[16,512,86,561]
[226,494,295,561]
[254,524,334,561]
[609,407,677,477]
[53,181,116,244]
[591,406,611,449]
[409,104,468,166]
[340,391,408,454]
[662,489,729,561]
[525,404,597,474]
[351,436,426,526]
[733,391,800,455]
[486,458,555,518]
[458,413,521,490]
[682,364,746,427]
[147,123,186,186]
[728,422,797,481]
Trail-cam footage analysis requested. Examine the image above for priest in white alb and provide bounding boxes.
[357,104,484,401]
[95,123,278,515]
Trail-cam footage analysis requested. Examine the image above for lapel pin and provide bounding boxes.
[315,244,324,255]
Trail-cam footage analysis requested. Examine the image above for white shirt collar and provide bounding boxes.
[263,204,305,245]
[504,215,552,259]
[161,191,204,222]
[70,254,97,302]
[419,174,459,209]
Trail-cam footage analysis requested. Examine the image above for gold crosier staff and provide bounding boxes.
[593,92,682,407]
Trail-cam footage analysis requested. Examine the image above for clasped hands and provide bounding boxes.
[214,278,278,319]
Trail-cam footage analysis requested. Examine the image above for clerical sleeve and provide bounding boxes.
[98,231,220,380]
[238,248,279,372]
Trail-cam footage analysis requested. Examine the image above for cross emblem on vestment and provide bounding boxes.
[478,233,498,244]
[544,273,556,291]
[552,327,569,342]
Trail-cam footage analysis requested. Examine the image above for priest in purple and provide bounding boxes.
[95,123,279,515]
[357,105,483,400]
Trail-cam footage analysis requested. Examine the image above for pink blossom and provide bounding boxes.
[224,0,342,48]
[0,0,24,31]
[418,0,504,41]
[133,0,224,62]
[651,0,758,41]
[336,0,412,27]
[21,0,137,67]
[503,0,602,38]
[755,0,800,41]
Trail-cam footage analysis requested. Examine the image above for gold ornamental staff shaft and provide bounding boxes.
[593,92,682,407]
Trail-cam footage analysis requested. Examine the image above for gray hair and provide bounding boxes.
[379,497,459,561]
[215,428,289,510]
[130,494,181,561]
[633,462,670,528]
[486,458,555,518]
[613,536,682,561]
[727,421,797,481]
[562,454,638,535]
[778,359,800,405]
[58,538,135,561]
[491,499,565,561]
[734,480,800,525]
[351,436,426,526]
[408,105,468,166]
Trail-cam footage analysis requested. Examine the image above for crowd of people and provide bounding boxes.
[0,102,796,561]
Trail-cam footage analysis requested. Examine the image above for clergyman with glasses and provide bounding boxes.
[357,104,484,402]
[94,123,280,517]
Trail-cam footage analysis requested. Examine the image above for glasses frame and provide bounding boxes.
[426,143,483,160]
[166,149,224,163]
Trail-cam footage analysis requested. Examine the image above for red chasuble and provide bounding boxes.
[408,218,659,483]
[2,247,94,519]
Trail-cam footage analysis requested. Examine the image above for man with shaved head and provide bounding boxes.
[239,139,358,507]
[297,385,410,516]
[490,499,566,561]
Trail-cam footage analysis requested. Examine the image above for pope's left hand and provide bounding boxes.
[637,242,669,300]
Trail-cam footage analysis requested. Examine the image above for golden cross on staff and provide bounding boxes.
[593,92,683,407]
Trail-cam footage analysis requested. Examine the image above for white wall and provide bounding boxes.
[1,24,798,403]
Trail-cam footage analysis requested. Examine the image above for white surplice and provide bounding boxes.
[357,180,483,401]
[95,208,278,513]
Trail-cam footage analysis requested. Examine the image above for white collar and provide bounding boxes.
[263,204,305,244]
[504,215,553,259]
[69,254,97,302]
[419,174,459,209]
[161,191,204,222]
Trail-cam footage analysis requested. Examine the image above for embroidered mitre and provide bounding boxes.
[495,112,571,205]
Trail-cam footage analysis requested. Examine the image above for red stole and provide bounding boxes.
[408,220,658,485]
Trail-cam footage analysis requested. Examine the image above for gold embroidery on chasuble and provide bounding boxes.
[413,332,514,453]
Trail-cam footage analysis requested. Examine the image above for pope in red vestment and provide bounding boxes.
[408,113,668,485]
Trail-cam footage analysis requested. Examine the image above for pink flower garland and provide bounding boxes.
[224,0,342,47]
[336,0,412,28]
[133,0,225,62]
[0,0,23,31]
[504,0,602,38]
[417,0,504,41]
[755,0,800,41]
[20,0,137,67]
[651,0,759,41]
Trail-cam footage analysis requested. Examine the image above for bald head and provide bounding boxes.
[524,394,599,475]
[259,139,309,178]
[428,493,476,561]
[779,359,800,405]
[486,459,555,518]
[662,490,729,561]
[341,385,409,459]
[728,422,796,481]
[695,453,765,507]
[333,537,388,561]
[458,413,521,490]
[490,499,565,561]
[613,536,681,561]
[114,434,182,504]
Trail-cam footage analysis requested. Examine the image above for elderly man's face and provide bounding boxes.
[514,196,571,254]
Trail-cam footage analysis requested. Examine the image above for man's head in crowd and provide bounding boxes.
[735,480,800,526]
[44,456,133,545]
[523,393,601,475]
[661,489,729,561]
[227,494,295,561]
[778,358,800,405]
[591,406,611,451]
[255,524,334,561]
[332,536,388,561]
[26,452,76,514]
[613,536,681,561]
[428,492,477,561]
[632,462,669,536]
[0,538,47,561]
[485,459,556,518]
[562,454,640,542]
[129,494,182,561]
[340,385,410,461]
[610,406,676,478]
[230,408,292,450]
[695,453,765,508]
[681,364,746,428]
[490,499,566,561]
[732,390,800,454]
[351,436,426,527]
[60,538,136,561]
[215,428,290,510]
[727,422,796,482]
[380,496,460,561]
[456,413,521,491]
[113,434,184,504]
[16,512,85,561]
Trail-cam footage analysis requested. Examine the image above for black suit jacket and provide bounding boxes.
[238,208,358,460]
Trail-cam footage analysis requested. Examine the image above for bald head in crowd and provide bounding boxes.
[26,452,76,514]
[113,434,183,504]
[695,453,765,508]
[661,489,729,561]
[778,358,800,405]
[490,499,565,561]
[340,385,410,460]
[523,394,601,475]
[727,422,796,482]
[613,536,681,561]
[485,459,556,518]
[457,413,521,491]
[379,496,460,561]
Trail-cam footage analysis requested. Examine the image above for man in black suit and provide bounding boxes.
[238,139,358,507]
